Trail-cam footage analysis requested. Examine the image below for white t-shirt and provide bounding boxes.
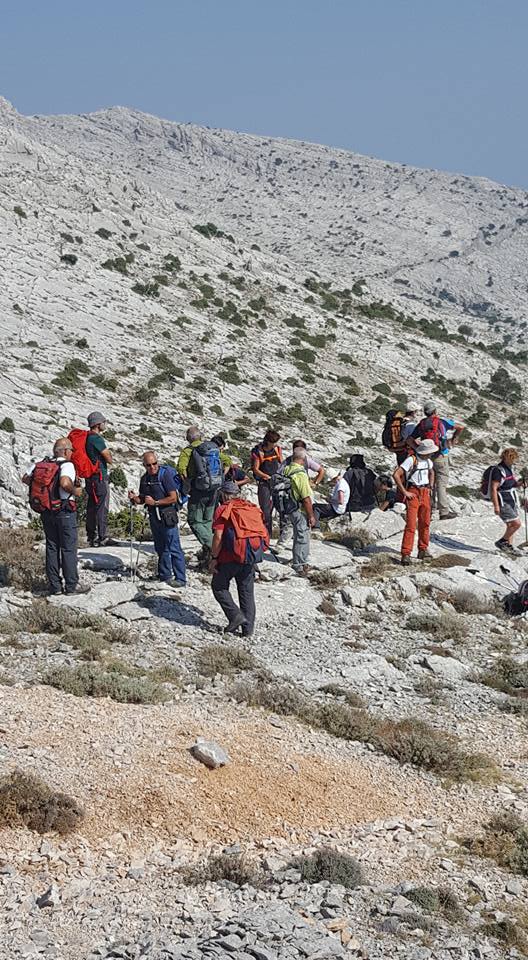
[330,477,350,514]
[400,455,432,488]
[25,458,76,500]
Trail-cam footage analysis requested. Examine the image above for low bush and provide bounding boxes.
[44,663,167,704]
[0,770,83,834]
[406,885,462,919]
[0,526,43,592]
[463,812,528,876]
[449,590,497,615]
[478,658,528,696]
[0,600,129,645]
[480,919,528,951]
[307,569,342,589]
[0,417,15,433]
[109,466,127,489]
[360,554,397,579]
[405,611,468,641]
[195,644,257,677]
[429,553,469,569]
[289,848,363,888]
[323,527,374,553]
[181,851,262,887]
[318,683,365,708]
[317,599,339,617]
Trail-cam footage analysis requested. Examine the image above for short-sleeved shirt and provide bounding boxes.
[284,463,312,512]
[86,432,109,479]
[400,455,432,488]
[282,453,322,475]
[491,463,518,507]
[401,420,417,442]
[330,477,350,514]
[25,458,76,502]
[139,466,179,517]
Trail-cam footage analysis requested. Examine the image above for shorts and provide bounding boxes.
[500,501,519,522]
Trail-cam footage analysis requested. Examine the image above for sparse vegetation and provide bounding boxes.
[406,885,462,920]
[108,466,127,489]
[0,770,83,834]
[44,663,168,704]
[52,358,90,388]
[405,611,468,641]
[307,569,342,589]
[429,553,469,569]
[195,643,257,677]
[463,812,528,877]
[0,417,15,433]
[478,657,528,696]
[289,848,363,888]
[181,851,262,887]
[449,590,497,615]
[0,525,43,592]
[14,205,27,219]
[323,527,374,553]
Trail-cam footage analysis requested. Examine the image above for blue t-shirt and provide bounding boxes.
[139,466,179,515]
[226,464,247,483]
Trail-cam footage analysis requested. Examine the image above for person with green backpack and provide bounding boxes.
[283,449,317,575]
[177,426,224,558]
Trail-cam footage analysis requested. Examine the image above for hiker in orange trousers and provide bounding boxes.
[393,440,437,566]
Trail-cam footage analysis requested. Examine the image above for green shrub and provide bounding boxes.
[405,611,468,641]
[95,227,112,240]
[292,347,316,365]
[52,358,90,388]
[0,417,15,433]
[196,644,257,677]
[289,848,363,888]
[406,886,462,919]
[0,770,83,834]
[102,256,128,274]
[132,281,159,298]
[109,466,127,489]
[0,526,43,591]
[463,812,528,877]
[13,205,27,219]
[135,423,163,441]
[44,663,167,704]
[478,658,528,696]
[181,852,262,887]
[218,368,242,385]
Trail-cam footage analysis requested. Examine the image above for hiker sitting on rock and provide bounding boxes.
[393,439,437,566]
[209,480,269,636]
[374,474,396,511]
[23,438,89,596]
[128,451,186,587]
[314,471,350,522]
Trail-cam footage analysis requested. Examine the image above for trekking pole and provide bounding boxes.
[129,501,135,582]
[522,478,528,547]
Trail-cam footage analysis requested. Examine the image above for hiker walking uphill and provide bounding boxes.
[22,438,89,596]
[251,430,282,537]
[177,427,223,560]
[393,439,437,566]
[283,449,317,574]
[484,448,526,556]
[412,401,464,520]
[76,411,112,547]
[209,480,269,636]
[128,451,186,586]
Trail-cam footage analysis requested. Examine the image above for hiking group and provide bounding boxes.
[22,400,527,635]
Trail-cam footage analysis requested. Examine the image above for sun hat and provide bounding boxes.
[87,411,106,428]
[416,439,438,457]
[406,401,420,413]
[423,401,436,416]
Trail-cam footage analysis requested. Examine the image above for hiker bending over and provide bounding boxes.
[251,429,282,537]
[211,434,250,489]
[209,480,269,636]
[128,451,186,587]
[23,438,89,596]
[393,439,437,566]
[85,411,112,547]
[177,426,223,562]
[411,401,463,521]
[283,449,317,575]
[490,448,525,557]
[374,474,396,511]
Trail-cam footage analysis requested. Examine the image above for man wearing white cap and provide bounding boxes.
[393,439,437,565]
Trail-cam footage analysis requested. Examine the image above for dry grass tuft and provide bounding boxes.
[181,852,263,887]
[429,553,469,569]
[317,598,339,617]
[195,643,257,678]
[360,554,398,579]
[449,590,498,615]
[289,848,363,888]
[307,569,343,589]
[0,600,130,645]
[0,770,83,835]
[463,812,528,877]
[478,658,528,697]
[44,663,168,704]
[405,611,468,642]
[319,682,365,708]
[0,525,44,591]
[323,527,374,553]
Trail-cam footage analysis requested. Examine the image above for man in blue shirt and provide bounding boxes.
[128,450,186,587]
[412,401,464,520]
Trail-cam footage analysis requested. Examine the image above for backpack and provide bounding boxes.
[68,428,100,479]
[191,441,223,493]
[382,410,404,451]
[221,500,270,564]
[503,581,528,616]
[251,444,282,478]
[481,464,506,501]
[343,465,377,512]
[145,465,189,510]
[415,415,445,453]
[271,470,302,517]
[29,459,62,513]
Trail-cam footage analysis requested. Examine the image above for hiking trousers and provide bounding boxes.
[257,480,274,537]
[86,476,109,543]
[401,487,431,557]
[149,513,186,584]
[291,509,310,571]
[212,561,256,634]
[433,456,450,517]
[42,507,79,592]
[314,503,339,522]
[187,496,215,548]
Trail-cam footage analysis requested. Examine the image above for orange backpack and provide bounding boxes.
[221,500,270,563]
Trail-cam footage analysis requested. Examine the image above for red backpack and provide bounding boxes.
[221,500,270,563]
[68,429,100,479]
[415,415,444,451]
[29,460,61,513]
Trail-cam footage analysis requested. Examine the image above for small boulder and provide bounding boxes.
[190,738,230,770]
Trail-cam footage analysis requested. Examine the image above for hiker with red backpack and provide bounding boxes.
[251,429,283,537]
[393,439,437,565]
[209,480,269,635]
[70,411,113,547]
[128,450,187,586]
[483,448,526,556]
[22,438,89,596]
[411,401,463,520]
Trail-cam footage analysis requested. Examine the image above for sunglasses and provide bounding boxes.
[145,461,158,468]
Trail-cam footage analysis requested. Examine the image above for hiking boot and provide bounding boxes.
[439,512,458,521]
[401,555,412,566]
[87,539,96,548]
[96,537,111,547]
[165,578,185,589]
[224,612,247,634]
[64,584,91,596]
[417,550,433,560]
[496,540,521,557]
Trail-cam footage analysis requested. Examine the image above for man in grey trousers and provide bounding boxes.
[282,449,317,575]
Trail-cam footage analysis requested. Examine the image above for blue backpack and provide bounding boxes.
[191,441,223,493]
[157,465,188,508]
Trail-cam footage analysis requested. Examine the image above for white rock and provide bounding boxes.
[48,581,139,613]
[341,585,379,608]
[189,739,230,770]
[421,654,470,680]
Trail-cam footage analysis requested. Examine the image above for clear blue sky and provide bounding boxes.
[1,0,527,188]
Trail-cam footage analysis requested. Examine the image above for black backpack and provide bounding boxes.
[503,581,528,616]
[271,472,300,516]
[344,465,377,512]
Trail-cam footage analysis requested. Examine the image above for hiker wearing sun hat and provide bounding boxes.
[393,439,437,565]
